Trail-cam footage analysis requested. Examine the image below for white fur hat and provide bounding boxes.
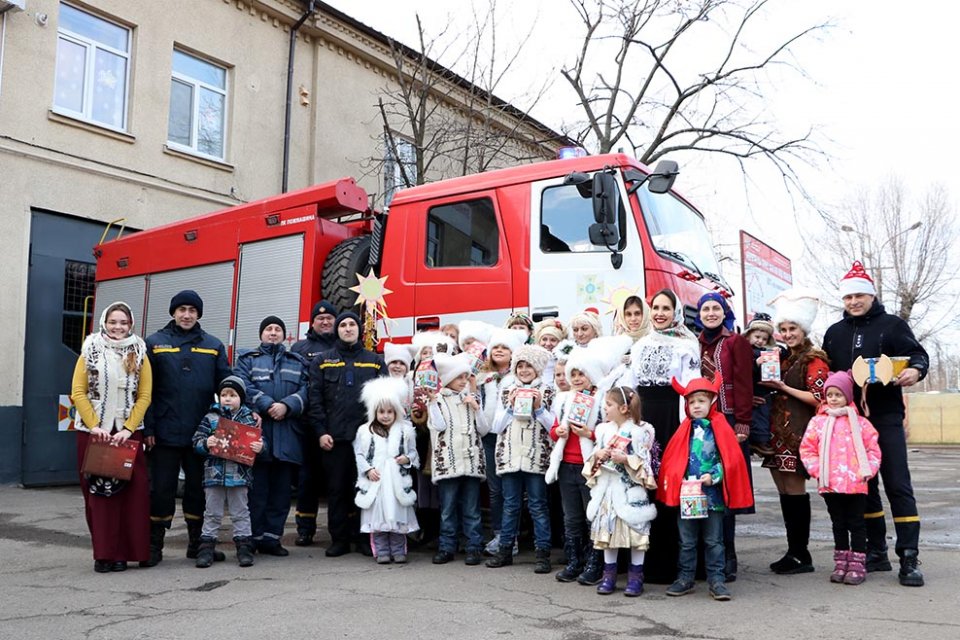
[457,320,496,350]
[511,344,551,377]
[433,352,474,387]
[770,287,821,334]
[553,339,577,364]
[383,342,413,369]
[488,328,527,353]
[412,331,456,361]
[568,308,603,339]
[564,335,632,385]
[360,376,408,423]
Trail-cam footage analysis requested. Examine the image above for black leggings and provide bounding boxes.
[822,493,867,552]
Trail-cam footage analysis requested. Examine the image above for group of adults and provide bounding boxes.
[72,257,927,587]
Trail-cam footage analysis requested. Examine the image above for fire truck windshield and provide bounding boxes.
[635,185,724,283]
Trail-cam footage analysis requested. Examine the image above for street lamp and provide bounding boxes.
[841,221,922,300]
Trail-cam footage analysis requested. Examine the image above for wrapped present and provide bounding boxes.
[209,418,262,465]
[464,340,487,375]
[759,349,781,381]
[679,477,709,519]
[82,438,139,480]
[412,386,432,414]
[414,359,440,392]
[513,388,537,418]
[567,390,594,428]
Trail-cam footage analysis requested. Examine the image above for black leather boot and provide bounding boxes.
[140,523,166,568]
[577,546,604,585]
[195,538,217,569]
[898,550,924,587]
[555,536,582,582]
[187,520,225,561]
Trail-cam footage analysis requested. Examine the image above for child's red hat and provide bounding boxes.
[671,373,723,399]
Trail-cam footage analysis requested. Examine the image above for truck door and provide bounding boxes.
[528,173,644,333]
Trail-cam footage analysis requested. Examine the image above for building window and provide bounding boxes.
[539,183,626,253]
[167,49,228,159]
[426,198,499,268]
[54,3,130,130]
[384,136,417,205]
[62,260,96,354]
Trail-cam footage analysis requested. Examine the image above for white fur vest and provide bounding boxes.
[545,388,600,484]
[354,421,418,509]
[429,389,486,482]
[584,420,658,528]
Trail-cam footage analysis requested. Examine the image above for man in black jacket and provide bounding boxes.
[822,261,928,587]
[144,290,232,566]
[308,311,384,557]
[290,300,338,546]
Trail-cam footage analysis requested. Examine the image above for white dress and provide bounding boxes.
[354,420,420,534]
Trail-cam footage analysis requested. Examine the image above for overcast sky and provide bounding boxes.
[324,0,959,292]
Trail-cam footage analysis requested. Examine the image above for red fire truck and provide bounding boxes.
[92,153,732,352]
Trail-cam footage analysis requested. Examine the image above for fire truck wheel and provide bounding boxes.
[321,235,372,313]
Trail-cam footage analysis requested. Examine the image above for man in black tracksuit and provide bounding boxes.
[308,310,384,557]
[290,300,338,545]
[144,290,232,565]
[822,262,928,587]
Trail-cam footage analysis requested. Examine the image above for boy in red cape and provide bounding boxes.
[657,374,753,601]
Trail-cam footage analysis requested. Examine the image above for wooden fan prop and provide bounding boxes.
[851,355,894,417]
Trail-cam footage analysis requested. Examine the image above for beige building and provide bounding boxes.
[0,0,567,484]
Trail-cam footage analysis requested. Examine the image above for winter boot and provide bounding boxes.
[534,549,552,574]
[555,536,583,582]
[624,564,644,597]
[187,520,226,562]
[596,563,618,595]
[843,551,866,585]
[235,536,256,567]
[195,538,217,569]
[485,545,514,568]
[774,494,814,575]
[866,548,892,572]
[898,550,924,587]
[864,513,891,571]
[577,547,604,586]
[141,523,166,568]
[830,550,849,584]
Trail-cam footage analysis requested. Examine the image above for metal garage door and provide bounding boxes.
[144,262,235,345]
[233,235,304,351]
[93,275,148,336]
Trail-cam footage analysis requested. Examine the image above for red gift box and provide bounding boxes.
[81,438,139,480]
[209,418,262,465]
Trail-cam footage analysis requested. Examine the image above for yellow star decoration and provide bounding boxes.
[601,284,640,316]
[350,269,393,315]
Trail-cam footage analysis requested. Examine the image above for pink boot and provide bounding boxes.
[844,551,866,585]
[830,550,849,584]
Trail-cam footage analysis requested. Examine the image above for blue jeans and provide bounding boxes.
[677,510,725,584]
[437,477,483,554]
[482,434,502,532]
[500,471,551,551]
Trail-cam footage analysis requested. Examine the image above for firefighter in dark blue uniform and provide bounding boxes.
[823,261,927,587]
[143,290,232,566]
[290,300,338,545]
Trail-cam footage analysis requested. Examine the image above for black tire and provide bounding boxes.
[321,236,372,314]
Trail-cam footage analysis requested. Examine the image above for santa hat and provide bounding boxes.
[553,339,577,364]
[360,376,408,423]
[383,342,413,369]
[457,320,496,350]
[743,312,776,346]
[671,373,723,401]
[568,308,603,339]
[823,370,855,405]
[770,287,821,334]
[564,335,632,385]
[533,318,567,344]
[488,328,527,353]
[839,260,876,297]
[511,344,551,377]
[412,331,456,361]
[434,352,474,387]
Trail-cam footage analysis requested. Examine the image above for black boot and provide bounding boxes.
[140,523,166,568]
[195,538,217,569]
[769,494,792,572]
[485,546,514,568]
[774,494,814,575]
[235,536,256,568]
[187,520,225,562]
[534,549,552,574]
[555,536,583,582]
[577,546,604,585]
[898,550,924,587]
[864,511,891,571]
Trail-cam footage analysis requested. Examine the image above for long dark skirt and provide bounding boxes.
[639,384,682,584]
[77,431,150,563]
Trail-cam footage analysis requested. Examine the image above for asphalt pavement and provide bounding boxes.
[1,447,957,640]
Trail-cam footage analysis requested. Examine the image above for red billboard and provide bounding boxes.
[739,231,792,323]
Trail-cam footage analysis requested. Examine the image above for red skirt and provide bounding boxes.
[77,431,150,562]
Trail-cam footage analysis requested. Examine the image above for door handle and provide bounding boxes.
[531,308,559,322]
[416,316,440,331]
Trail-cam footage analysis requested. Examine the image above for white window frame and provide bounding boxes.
[53,3,131,132]
[384,135,417,205]
[167,49,229,161]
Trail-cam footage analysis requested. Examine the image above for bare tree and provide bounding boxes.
[561,0,829,191]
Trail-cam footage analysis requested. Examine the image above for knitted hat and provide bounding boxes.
[839,260,876,297]
[259,315,286,339]
[564,335,632,385]
[335,311,362,340]
[770,287,820,334]
[458,320,496,350]
[218,375,246,404]
[823,370,855,405]
[534,318,566,344]
[744,312,776,346]
[553,339,577,364]
[504,312,534,332]
[383,342,413,369]
[412,331,456,361]
[360,376,408,423]
[694,292,735,331]
[511,344,551,377]
[568,308,603,341]
[488,328,527,353]
[169,289,203,318]
[433,352,474,387]
[311,300,337,321]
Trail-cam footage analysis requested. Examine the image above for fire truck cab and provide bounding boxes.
[93,153,730,351]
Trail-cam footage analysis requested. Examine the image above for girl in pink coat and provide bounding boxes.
[800,370,881,586]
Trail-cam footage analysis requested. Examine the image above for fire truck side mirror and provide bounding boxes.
[647,160,679,194]
[591,172,619,225]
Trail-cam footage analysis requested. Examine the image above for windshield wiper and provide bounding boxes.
[659,249,704,279]
[703,270,730,290]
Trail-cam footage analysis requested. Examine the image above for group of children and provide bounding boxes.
[191,308,884,598]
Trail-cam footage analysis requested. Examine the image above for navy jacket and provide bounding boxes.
[234,342,309,465]
[145,320,231,447]
[822,300,929,419]
[290,328,336,364]
[308,340,384,443]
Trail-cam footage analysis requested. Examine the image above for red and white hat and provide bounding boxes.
[839,261,876,297]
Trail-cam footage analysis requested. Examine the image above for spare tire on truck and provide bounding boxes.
[321,235,372,314]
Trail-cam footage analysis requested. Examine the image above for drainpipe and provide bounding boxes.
[282,0,316,193]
